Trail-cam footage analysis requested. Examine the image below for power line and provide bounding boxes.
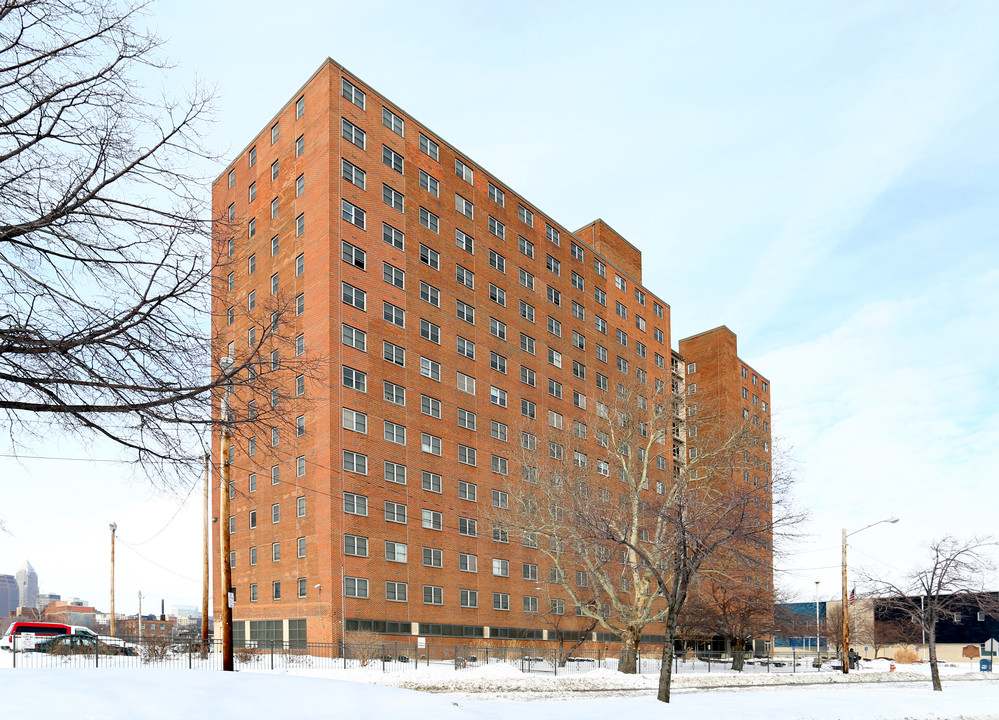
[116,538,199,584]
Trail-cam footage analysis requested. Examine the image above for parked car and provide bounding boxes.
[27,634,137,656]
[0,622,72,651]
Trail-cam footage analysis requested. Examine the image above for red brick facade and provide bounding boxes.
[211,59,772,647]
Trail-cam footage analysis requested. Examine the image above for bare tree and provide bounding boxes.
[681,579,775,670]
[0,0,311,486]
[502,371,801,701]
[863,536,998,691]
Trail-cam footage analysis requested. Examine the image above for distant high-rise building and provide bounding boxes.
[36,593,61,609]
[15,561,38,609]
[0,574,17,619]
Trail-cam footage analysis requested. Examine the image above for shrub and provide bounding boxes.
[894,647,919,664]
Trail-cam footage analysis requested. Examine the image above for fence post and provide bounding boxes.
[11,634,15,668]
[270,640,274,670]
[95,636,99,668]
[520,648,525,673]
[454,645,458,671]
[553,648,557,677]
[792,647,796,674]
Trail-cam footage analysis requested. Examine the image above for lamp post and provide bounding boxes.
[109,522,117,637]
[219,356,234,672]
[841,517,899,674]
[815,581,820,663]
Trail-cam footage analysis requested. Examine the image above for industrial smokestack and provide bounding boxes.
[160,599,166,621]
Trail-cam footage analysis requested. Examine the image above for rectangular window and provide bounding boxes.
[423,585,443,605]
[460,589,478,608]
[518,204,534,227]
[459,553,477,572]
[422,509,443,531]
[489,283,506,306]
[343,450,368,474]
[343,408,367,433]
[385,541,407,563]
[383,380,406,405]
[418,169,440,197]
[459,517,477,537]
[422,470,442,493]
[455,193,474,219]
[383,222,404,250]
[384,461,407,485]
[456,300,475,324]
[456,264,474,289]
[383,183,404,211]
[341,200,365,229]
[488,216,505,240]
[296,134,304,157]
[381,145,404,174]
[519,236,534,258]
[520,300,535,323]
[383,301,405,328]
[519,268,535,290]
[489,250,506,273]
[490,386,507,407]
[493,593,510,611]
[421,357,441,381]
[455,158,473,183]
[489,351,507,374]
[383,262,405,289]
[420,395,442,419]
[457,444,477,466]
[490,317,507,341]
[342,282,365,310]
[385,582,408,603]
[419,133,439,160]
[382,106,404,135]
[344,577,368,599]
[488,182,505,205]
[456,335,475,359]
[422,547,443,568]
[341,118,365,149]
[457,408,476,430]
[458,480,477,502]
[421,432,442,456]
[385,501,407,524]
[419,243,440,269]
[342,366,366,391]
[384,421,406,445]
[546,224,560,245]
[491,420,508,441]
[342,324,366,351]
[342,78,365,108]
[344,492,368,516]
[344,535,368,557]
[492,558,509,577]
[342,158,365,189]
[420,319,440,344]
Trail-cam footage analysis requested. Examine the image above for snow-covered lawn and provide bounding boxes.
[2,659,997,719]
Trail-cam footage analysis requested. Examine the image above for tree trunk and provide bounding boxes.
[732,647,745,672]
[657,637,676,702]
[618,626,641,674]
[928,626,942,692]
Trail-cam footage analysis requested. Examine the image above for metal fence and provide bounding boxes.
[4,634,833,676]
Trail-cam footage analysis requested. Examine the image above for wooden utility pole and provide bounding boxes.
[841,528,849,674]
[109,522,117,637]
[201,452,210,643]
[219,369,234,672]
[138,591,143,644]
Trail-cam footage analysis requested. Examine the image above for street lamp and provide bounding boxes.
[841,517,899,674]
[109,522,117,637]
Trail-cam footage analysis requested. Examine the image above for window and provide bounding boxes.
[546,254,560,275]
[489,250,506,273]
[422,547,443,568]
[520,300,535,323]
[342,282,365,310]
[489,351,507,373]
[488,216,505,240]
[520,333,535,354]
[458,480,477,501]
[595,316,607,334]
[419,243,440,269]
[457,408,476,430]
[456,335,475,359]
[548,379,563,399]
[383,380,405,405]
[522,563,538,581]
[455,158,473,183]
[422,471,441,493]
[419,169,439,197]
[419,133,439,160]
[572,301,585,321]
[456,300,475,324]
[521,398,536,418]
[384,421,406,445]
[420,319,440,344]
[545,223,560,245]
[490,317,507,340]
[272,581,281,601]
[344,577,368,599]
[248,510,256,529]
[489,283,506,306]
[385,541,407,563]
[385,501,407,524]
[344,534,367,557]
[297,497,306,518]
[460,589,478,608]
[248,146,256,167]
[420,395,441,419]
[383,461,407,486]
[341,200,365,229]
[423,585,443,605]
[383,222,404,250]
[342,324,366,351]
[343,408,367,433]
[342,366,366,392]
[617,328,629,346]
[488,182,505,205]
[342,158,365,189]
[296,134,304,157]
[456,264,474,289]
[492,489,509,508]
[457,444,477,466]
[341,118,365,149]
[490,386,507,407]
[548,347,562,368]
[520,366,536,386]
[383,262,405,289]
[382,106,404,135]
[548,316,562,336]
[491,420,508,441]
[422,509,442,531]
[386,582,408,602]
[343,450,367,474]
[493,593,510,611]
[455,193,473,218]
[383,301,405,328]
[459,552,477,572]
[459,517,477,536]
[492,558,509,577]
[519,268,535,290]
[382,146,404,174]
[383,184,404,211]
[518,204,534,226]
[342,78,365,108]
[422,357,441,381]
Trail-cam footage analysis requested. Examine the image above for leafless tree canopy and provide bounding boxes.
[863,535,998,691]
[0,1,308,482]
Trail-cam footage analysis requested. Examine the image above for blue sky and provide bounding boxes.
[2,0,997,612]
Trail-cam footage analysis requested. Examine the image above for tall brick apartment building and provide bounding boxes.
[212,59,772,648]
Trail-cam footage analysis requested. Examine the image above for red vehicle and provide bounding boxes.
[1,622,72,650]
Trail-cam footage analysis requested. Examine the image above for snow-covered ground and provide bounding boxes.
[2,657,997,719]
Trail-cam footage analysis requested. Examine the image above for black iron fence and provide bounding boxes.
[4,634,833,676]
